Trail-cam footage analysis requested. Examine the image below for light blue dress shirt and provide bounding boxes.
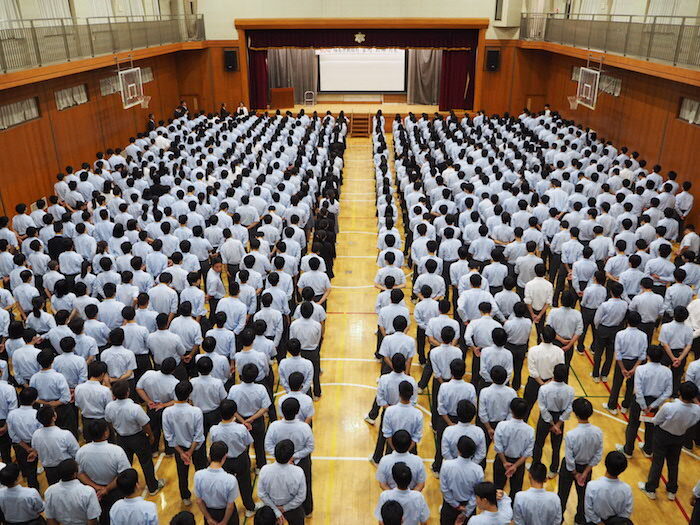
[194,467,239,509]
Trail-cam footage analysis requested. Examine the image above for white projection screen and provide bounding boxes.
[317,48,406,92]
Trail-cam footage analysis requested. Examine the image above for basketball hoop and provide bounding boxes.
[567,95,579,110]
[139,95,151,109]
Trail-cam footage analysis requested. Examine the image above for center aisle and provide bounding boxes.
[311,136,441,524]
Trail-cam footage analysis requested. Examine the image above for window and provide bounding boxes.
[494,0,504,21]
[99,75,120,96]
[55,84,88,110]
[571,66,622,97]
[0,97,40,130]
[141,66,154,83]
[679,97,700,125]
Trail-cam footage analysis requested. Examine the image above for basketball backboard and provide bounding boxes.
[576,67,600,110]
[119,67,144,110]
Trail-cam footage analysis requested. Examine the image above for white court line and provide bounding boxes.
[272,382,432,418]
[320,357,422,368]
[337,255,376,259]
[141,452,165,497]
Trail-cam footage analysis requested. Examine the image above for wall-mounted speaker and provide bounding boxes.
[224,49,239,72]
[485,49,500,72]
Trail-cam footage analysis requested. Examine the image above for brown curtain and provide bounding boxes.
[267,48,318,104]
[407,49,442,105]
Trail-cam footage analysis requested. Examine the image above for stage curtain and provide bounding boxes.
[268,48,318,104]
[439,50,473,111]
[248,29,477,50]
[407,49,442,105]
[248,49,269,110]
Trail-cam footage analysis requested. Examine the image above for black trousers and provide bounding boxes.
[440,498,467,525]
[558,463,591,524]
[0,420,12,464]
[493,454,525,499]
[532,413,563,473]
[298,455,313,516]
[300,348,322,398]
[372,408,388,464]
[623,397,657,456]
[661,348,687,397]
[116,431,159,492]
[506,342,527,391]
[248,416,267,470]
[223,451,255,511]
[14,444,39,489]
[55,402,79,439]
[44,465,60,486]
[97,487,125,525]
[206,506,238,525]
[432,414,457,473]
[134,353,153,384]
[281,506,305,525]
[592,324,621,378]
[203,408,222,437]
[638,321,657,347]
[645,428,684,494]
[174,445,207,499]
[607,359,637,409]
[416,327,427,364]
[578,307,596,351]
[532,308,546,344]
[146,407,169,454]
[523,376,549,423]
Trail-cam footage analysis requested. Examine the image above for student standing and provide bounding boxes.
[194,441,240,525]
[257,440,307,525]
[558,398,603,524]
[0,463,44,525]
[493,398,534,499]
[44,459,101,525]
[512,463,562,525]
[109,469,159,525]
[467,482,512,524]
[162,380,207,506]
[31,405,79,486]
[439,436,484,524]
[584,452,633,524]
[104,380,164,496]
[6,387,41,489]
[639,381,700,501]
[210,400,257,518]
[374,463,430,525]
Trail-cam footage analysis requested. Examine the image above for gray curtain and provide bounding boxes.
[268,48,318,104]
[407,49,442,105]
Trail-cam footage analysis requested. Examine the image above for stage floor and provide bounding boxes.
[288,103,440,114]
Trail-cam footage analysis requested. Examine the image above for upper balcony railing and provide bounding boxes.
[0,14,205,74]
[520,13,700,69]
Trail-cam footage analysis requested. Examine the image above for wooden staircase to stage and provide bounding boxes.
[350,113,371,137]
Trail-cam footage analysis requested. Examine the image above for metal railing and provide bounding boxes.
[0,14,205,73]
[521,13,700,68]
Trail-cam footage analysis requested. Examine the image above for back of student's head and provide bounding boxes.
[18,387,38,406]
[281,397,300,420]
[391,462,412,490]
[456,399,476,423]
[391,352,406,373]
[209,440,229,463]
[553,363,567,383]
[474,481,498,505]
[528,462,548,484]
[680,381,699,402]
[380,500,404,525]
[58,458,79,482]
[111,379,130,399]
[457,435,476,459]
[37,405,56,427]
[391,429,412,453]
[450,358,465,379]
[647,345,663,363]
[572,397,593,420]
[509,397,527,419]
[490,365,507,385]
[398,380,414,401]
[175,380,193,401]
[605,450,628,477]
[274,439,295,463]
[170,512,197,525]
[87,418,109,442]
[541,325,556,344]
[241,363,258,383]
[116,468,139,495]
[0,463,20,487]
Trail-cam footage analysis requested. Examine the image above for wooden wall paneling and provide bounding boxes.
[0,84,57,213]
[481,44,515,114]
[176,49,214,112]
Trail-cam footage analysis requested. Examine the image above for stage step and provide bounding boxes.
[350,113,371,137]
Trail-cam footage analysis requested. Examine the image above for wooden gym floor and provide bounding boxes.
[23,133,697,524]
